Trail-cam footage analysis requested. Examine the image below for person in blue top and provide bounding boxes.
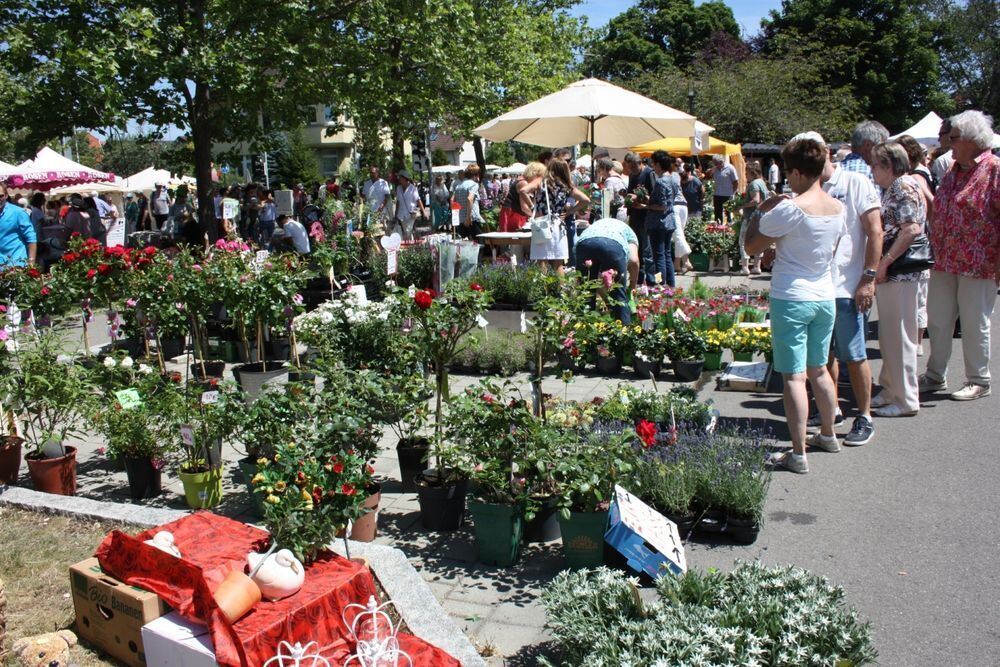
[576,217,640,323]
[637,150,679,287]
[0,184,37,268]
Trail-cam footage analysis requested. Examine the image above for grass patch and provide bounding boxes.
[0,507,137,666]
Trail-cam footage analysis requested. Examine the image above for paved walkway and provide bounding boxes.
[12,269,1000,665]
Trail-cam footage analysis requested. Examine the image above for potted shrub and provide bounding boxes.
[383,370,432,494]
[628,426,702,534]
[1,328,88,495]
[84,355,174,500]
[446,379,534,566]
[630,327,667,379]
[713,427,772,544]
[725,326,757,363]
[666,321,707,381]
[589,318,629,375]
[701,329,727,371]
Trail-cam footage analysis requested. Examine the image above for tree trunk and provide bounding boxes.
[391,129,406,172]
[190,86,218,244]
[473,137,487,177]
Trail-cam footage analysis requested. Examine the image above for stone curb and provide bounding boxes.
[0,485,485,666]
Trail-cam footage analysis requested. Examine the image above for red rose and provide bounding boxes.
[297,471,307,483]
[97,264,112,276]
[143,246,157,257]
[86,269,97,279]
[414,289,435,310]
[332,461,344,474]
[312,486,323,504]
[636,419,657,448]
[40,286,50,296]
[470,282,483,292]
[27,268,41,279]
[62,252,79,263]
[341,483,356,496]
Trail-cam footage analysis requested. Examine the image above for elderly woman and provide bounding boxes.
[737,161,770,275]
[870,142,928,416]
[920,110,1000,401]
[895,134,934,355]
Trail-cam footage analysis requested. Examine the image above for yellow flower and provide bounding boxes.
[265,494,280,505]
[256,457,268,466]
[274,481,287,492]
[300,489,312,502]
[251,473,265,485]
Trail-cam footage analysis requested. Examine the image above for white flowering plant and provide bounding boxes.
[540,562,877,667]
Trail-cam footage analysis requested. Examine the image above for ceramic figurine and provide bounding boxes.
[247,548,305,601]
[144,531,182,558]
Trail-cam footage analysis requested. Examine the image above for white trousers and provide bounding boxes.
[876,280,921,412]
[926,271,997,386]
[673,204,691,258]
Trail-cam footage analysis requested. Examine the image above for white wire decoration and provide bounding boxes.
[342,595,413,667]
[263,641,330,667]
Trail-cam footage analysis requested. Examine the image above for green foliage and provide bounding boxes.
[47,131,103,169]
[452,331,530,376]
[540,562,878,666]
[100,134,185,179]
[665,320,707,361]
[484,141,514,167]
[365,245,436,299]
[230,383,316,461]
[533,427,635,515]
[272,126,323,190]
[430,148,449,167]
[932,0,1000,119]
[593,384,713,428]
[471,264,546,306]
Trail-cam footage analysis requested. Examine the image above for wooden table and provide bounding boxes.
[477,231,532,262]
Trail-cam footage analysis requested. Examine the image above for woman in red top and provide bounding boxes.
[920,110,1000,401]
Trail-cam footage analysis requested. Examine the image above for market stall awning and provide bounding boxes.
[3,147,114,190]
[122,166,194,192]
[631,123,739,157]
[890,111,944,147]
[498,162,525,175]
[431,165,465,174]
[49,180,127,196]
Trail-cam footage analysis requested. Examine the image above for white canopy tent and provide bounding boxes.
[498,162,526,175]
[3,147,114,191]
[431,165,465,174]
[122,166,194,193]
[890,111,944,147]
[0,159,17,175]
[49,180,127,196]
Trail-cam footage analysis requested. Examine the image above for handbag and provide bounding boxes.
[887,233,934,276]
[530,182,555,245]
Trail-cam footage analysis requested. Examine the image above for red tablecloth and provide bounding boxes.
[95,512,459,667]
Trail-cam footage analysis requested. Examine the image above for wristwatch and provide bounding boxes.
[861,269,877,281]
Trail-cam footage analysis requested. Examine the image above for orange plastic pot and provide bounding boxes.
[26,446,77,495]
[214,569,261,624]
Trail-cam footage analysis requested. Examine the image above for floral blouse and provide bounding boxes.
[881,175,928,283]
[931,152,1000,280]
[534,180,572,219]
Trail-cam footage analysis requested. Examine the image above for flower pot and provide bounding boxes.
[557,351,582,372]
[557,510,608,569]
[632,356,660,379]
[0,436,23,485]
[190,360,226,379]
[110,454,126,472]
[158,337,185,360]
[595,354,622,376]
[179,466,223,509]
[25,446,77,496]
[415,473,468,531]
[238,457,266,517]
[689,252,709,272]
[350,483,382,543]
[218,340,239,363]
[396,437,430,493]
[672,358,704,382]
[732,351,754,363]
[703,350,723,371]
[725,515,760,544]
[268,338,291,361]
[696,508,727,534]
[123,457,162,500]
[232,362,288,401]
[709,255,729,272]
[214,568,261,624]
[664,511,698,536]
[469,501,523,567]
[523,495,561,543]
[236,341,260,364]
[109,337,145,356]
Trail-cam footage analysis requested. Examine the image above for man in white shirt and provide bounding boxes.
[768,161,781,192]
[393,170,426,241]
[711,155,738,223]
[361,166,391,221]
[930,118,954,187]
[816,137,883,446]
[275,214,310,254]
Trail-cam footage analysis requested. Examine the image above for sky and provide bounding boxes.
[569,0,783,36]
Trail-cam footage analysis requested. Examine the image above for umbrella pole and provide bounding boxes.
[590,117,596,183]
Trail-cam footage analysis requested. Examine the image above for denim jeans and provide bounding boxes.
[629,217,654,285]
[565,215,577,266]
[647,228,675,287]
[576,237,631,324]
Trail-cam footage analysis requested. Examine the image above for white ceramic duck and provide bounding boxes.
[143,531,182,558]
[247,548,305,601]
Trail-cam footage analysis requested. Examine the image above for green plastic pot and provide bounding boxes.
[469,500,523,567]
[558,510,608,569]
[704,350,723,371]
[732,351,754,362]
[689,252,709,272]
[179,466,223,509]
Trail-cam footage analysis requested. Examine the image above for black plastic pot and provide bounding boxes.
[238,457,265,517]
[665,511,698,536]
[523,495,562,543]
[725,515,760,544]
[672,358,705,382]
[396,437,430,493]
[109,337,145,356]
[159,337,185,360]
[190,360,226,379]
[595,354,623,375]
[633,357,661,379]
[123,458,162,500]
[415,473,468,531]
[696,508,727,534]
[287,371,317,386]
[269,338,291,361]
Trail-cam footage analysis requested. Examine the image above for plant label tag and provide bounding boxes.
[180,424,195,447]
[201,390,219,405]
[653,272,662,284]
[256,250,270,264]
[387,249,398,275]
[115,389,143,410]
[674,307,690,322]
[451,201,461,227]
[510,254,518,267]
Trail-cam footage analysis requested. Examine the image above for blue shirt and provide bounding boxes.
[577,217,638,256]
[454,179,484,225]
[841,153,874,183]
[647,174,678,232]
[0,202,37,268]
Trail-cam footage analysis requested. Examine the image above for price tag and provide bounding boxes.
[180,424,195,447]
[451,202,461,227]
[201,390,219,405]
[387,249,398,276]
[115,389,143,410]
[256,250,270,264]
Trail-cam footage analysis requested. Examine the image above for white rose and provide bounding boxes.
[319,312,334,324]
[120,356,134,369]
[138,364,153,375]
[103,356,116,368]
[4,339,18,353]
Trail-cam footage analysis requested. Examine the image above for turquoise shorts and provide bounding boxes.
[770,298,836,374]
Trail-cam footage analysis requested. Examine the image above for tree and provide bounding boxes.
[0,0,362,239]
[47,131,103,169]
[582,0,740,78]
[485,142,514,167]
[758,0,943,129]
[272,127,322,190]
[431,148,450,167]
[931,0,1000,118]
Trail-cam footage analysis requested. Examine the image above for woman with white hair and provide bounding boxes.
[920,110,1000,401]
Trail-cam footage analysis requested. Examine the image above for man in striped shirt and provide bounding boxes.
[840,120,889,184]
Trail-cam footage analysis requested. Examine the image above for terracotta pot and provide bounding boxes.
[349,483,382,542]
[25,445,77,495]
[214,568,261,623]
[0,436,23,485]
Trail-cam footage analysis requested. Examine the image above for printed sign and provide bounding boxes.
[387,250,398,275]
[180,424,195,447]
[451,201,461,227]
[106,219,126,248]
[115,389,143,410]
[222,197,240,220]
[200,390,219,405]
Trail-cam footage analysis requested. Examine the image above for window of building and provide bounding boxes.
[319,149,344,175]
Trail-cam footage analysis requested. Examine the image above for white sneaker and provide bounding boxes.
[768,450,808,474]
[950,383,991,401]
[916,344,924,357]
[873,404,918,417]
[918,373,947,393]
[870,392,890,409]
[807,432,841,453]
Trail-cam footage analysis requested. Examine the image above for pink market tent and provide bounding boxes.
[3,147,114,190]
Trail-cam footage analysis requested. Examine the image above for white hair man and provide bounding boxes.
[841,120,890,183]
